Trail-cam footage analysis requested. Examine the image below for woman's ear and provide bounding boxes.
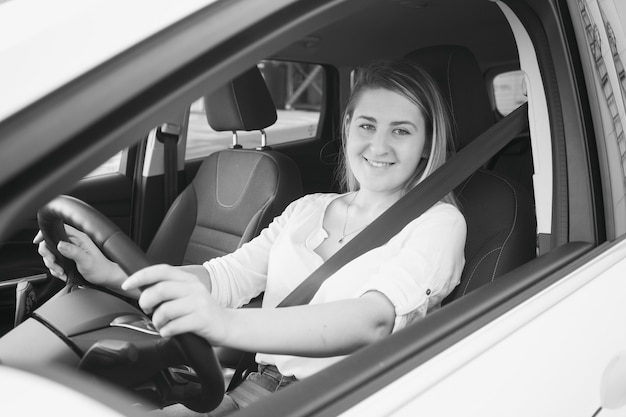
[342,114,352,143]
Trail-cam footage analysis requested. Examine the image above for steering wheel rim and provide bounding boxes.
[37,195,225,412]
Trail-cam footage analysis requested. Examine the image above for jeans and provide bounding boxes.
[158,365,298,417]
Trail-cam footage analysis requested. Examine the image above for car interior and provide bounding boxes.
[0,0,604,413]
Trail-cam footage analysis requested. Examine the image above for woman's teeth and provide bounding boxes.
[365,157,393,168]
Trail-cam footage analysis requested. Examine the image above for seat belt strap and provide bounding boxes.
[156,123,181,211]
[278,103,528,308]
[228,103,528,391]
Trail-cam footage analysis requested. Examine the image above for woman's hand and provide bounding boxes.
[33,225,126,288]
[122,265,227,344]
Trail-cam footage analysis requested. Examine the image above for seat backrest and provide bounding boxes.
[147,67,303,265]
[405,45,536,302]
[453,169,536,300]
[405,45,495,150]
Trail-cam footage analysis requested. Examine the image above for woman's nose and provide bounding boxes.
[368,130,389,154]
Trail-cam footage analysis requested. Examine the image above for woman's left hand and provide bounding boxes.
[122,265,227,344]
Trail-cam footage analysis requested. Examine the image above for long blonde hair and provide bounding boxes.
[337,59,457,206]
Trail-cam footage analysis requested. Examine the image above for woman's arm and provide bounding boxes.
[122,264,395,357]
[220,292,395,357]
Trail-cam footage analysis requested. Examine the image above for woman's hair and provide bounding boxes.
[337,59,457,206]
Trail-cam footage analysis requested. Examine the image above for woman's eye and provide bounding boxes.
[393,128,411,135]
[359,124,375,131]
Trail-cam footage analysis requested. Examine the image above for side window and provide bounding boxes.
[185,60,324,161]
[492,70,528,116]
[85,150,127,177]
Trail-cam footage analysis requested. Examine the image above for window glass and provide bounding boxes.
[185,61,324,161]
[85,151,126,177]
[493,70,528,116]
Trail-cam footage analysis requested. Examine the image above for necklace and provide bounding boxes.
[338,192,369,244]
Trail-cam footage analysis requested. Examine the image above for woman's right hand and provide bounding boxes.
[33,225,127,288]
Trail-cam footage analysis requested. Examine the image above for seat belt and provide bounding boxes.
[227,103,528,389]
[156,123,182,211]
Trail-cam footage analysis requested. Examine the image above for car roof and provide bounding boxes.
[272,0,517,70]
[0,0,218,120]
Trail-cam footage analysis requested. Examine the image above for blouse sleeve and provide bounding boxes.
[355,203,466,332]
[203,196,304,308]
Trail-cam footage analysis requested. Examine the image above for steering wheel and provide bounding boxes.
[37,195,224,412]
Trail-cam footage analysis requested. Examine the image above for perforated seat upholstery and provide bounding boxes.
[147,67,303,266]
[405,46,536,302]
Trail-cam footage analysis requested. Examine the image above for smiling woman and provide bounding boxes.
[34,58,466,416]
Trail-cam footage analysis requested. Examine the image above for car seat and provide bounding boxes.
[404,45,537,302]
[146,66,303,266]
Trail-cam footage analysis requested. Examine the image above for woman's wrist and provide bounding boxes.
[213,306,234,346]
[107,262,139,298]
[178,264,213,292]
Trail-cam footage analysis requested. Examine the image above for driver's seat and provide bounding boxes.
[146,66,303,266]
[404,45,536,302]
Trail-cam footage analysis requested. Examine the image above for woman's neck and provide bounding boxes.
[349,188,403,218]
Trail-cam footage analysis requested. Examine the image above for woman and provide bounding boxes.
[35,59,466,415]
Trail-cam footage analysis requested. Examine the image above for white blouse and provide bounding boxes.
[203,193,466,379]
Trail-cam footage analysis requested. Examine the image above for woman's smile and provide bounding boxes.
[363,156,395,168]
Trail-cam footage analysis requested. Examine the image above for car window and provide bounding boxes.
[185,60,324,161]
[84,150,126,177]
[493,70,528,116]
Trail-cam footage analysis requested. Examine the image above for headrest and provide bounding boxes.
[404,45,495,149]
[204,66,277,132]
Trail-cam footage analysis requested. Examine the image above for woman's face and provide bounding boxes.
[346,88,427,195]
